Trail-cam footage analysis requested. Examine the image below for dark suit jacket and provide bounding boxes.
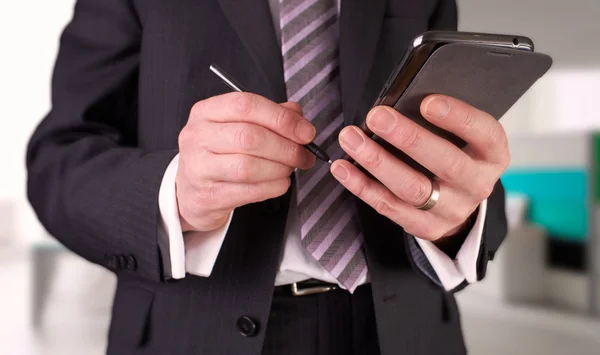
[27,0,507,354]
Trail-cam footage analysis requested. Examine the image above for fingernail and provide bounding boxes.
[296,120,316,142]
[367,107,397,133]
[331,164,349,182]
[339,127,364,152]
[424,97,450,119]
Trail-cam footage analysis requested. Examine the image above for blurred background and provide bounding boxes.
[1,0,599,354]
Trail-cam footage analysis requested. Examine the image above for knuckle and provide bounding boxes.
[195,182,219,206]
[362,147,384,169]
[462,109,478,132]
[234,125,261,150]
[374,194,394,217]
[400,177,430,204]
[235,157,254,181]
[273,106,293,132]
[178,124,203,151]
[190,100,206,117]
[395,127,420,150]
[230,93,256,117]
[352,177,369,198]
[178,126,193,147]
[442,155,467,181]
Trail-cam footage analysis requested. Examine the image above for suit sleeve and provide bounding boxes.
[26,0,176,282]
[474,180,508,282]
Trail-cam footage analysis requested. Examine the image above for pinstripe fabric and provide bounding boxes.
[280,0,367,292]
[406,235,442,286]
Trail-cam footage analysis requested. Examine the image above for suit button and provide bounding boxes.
[118,255,128,269]
[106,254,119,271]
[237,316,259,337]
[264,198,281,212]
[126,255,137,271]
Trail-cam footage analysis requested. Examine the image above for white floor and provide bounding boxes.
[457,294,600,355]
[2,249,600,355]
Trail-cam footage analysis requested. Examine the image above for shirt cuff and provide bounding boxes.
[183,211,233,277]
[157,153,233,279]
[413,199,488,291]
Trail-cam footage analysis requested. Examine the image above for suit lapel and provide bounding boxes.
[216,0,287,102]
[339,0,387,125]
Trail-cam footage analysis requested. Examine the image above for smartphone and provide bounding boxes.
[356,31,551,177]
[372,31,534,110]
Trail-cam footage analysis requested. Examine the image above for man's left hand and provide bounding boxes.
[331,94,510,241]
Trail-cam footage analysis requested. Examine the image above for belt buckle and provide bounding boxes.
[291,282,337,296]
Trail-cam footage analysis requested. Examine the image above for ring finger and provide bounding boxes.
[330,160,446,239]
[331,159,475,238]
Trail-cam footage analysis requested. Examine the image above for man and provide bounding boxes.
[27,0,508,354]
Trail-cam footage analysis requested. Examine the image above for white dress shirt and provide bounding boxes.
[157,0,488,292]
[159,155,487,291]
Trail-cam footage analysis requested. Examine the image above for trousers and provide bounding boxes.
[262,284,381,355]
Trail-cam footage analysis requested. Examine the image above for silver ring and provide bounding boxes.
[414,179,440,211]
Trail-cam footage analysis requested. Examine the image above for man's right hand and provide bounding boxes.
[176,93,317,232]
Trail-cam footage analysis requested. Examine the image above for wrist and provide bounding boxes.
[433,207,479,258]
[442,206,479,239]
[442,224,465,239]
[177,199,232,233]
[175,177,229,233]
[178,210,231,233]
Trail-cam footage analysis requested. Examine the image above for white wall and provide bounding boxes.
[458,0,600,134]
[458,0,600,70]
[0,1,76,243]
[458,0,600,314]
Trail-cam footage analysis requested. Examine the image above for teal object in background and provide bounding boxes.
[501,169,588,241]
[595,133,600,203]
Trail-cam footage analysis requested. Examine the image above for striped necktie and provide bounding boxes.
[280,0,367,292]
